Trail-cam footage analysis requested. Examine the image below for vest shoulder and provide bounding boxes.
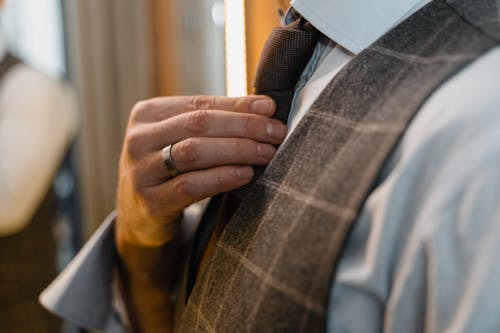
[447,0,500,41]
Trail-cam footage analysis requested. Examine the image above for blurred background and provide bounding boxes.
[0,0,286,331]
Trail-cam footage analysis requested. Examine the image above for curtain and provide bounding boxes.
[64,0,153,238]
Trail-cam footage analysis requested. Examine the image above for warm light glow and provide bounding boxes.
[224,0,247,97]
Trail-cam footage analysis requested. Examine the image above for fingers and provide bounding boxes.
[186,95,276,116]
[172,138,276,172]
[130,95,276,124]
[140,138,277,183]
[118,94,281,243]
[139,110,287,152]
[147,165,254,215]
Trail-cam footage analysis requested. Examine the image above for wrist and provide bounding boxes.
[115,213,183,275]
[116,206,182,245]
[115,217,184,283]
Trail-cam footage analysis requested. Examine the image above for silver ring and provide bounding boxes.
[162,144,181,178]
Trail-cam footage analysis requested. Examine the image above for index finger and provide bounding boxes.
[132,95,276,123]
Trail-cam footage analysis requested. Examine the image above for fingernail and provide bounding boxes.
[266,122,287,140]
[251,99,273,113]
[257,144,275,159]
[236,166,253,179]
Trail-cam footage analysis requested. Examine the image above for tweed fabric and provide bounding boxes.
[178,1,499,332]
[186,13,321,299]
[0,189,61,332]
[447,0,500,41]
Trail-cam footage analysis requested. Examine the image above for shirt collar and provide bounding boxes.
[290,0,432,54]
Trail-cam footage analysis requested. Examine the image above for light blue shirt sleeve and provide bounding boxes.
[328,46,500,332]
[39,200,207,332]
[39,212,121,332]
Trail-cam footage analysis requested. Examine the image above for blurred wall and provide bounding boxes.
[245,0,283,93]
[0,0,65,78]
[149,0,226,96]
[150,0,283,97]
[64,0,153,237]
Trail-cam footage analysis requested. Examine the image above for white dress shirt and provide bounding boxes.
[41,0,500,332]
[0,35,78,235]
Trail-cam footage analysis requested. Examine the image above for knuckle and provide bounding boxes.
[123,129,145,159]
[184,110,210,134]
[137,187,158,215]
[215,168,229,187]
[130,100,154,123]
[232,97,241,111]
[125,165,144,197]
[172,177,191,198]
[191,95,215,110]
[243,115,252,134]
[175,138,198,163]
[234,140,248,158]
[234,96,251,112]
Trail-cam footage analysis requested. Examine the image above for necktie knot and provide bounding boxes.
[253,10,320,123]
[254,11,320,92]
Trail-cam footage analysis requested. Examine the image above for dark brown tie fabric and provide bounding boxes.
[230,10,322,206]
[253,9,320,123]
[185,10,321,299]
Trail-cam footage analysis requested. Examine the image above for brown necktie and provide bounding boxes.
[254,9,320,123]
[233,9,321,202]
[186,10,321,298]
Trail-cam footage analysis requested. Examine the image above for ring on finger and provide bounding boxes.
[162,144,182,178]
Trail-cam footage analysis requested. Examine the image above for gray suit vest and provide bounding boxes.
[178,1,500,331]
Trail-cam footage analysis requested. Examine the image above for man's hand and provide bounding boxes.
[116,95,284,247]
[115,95,284,332]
